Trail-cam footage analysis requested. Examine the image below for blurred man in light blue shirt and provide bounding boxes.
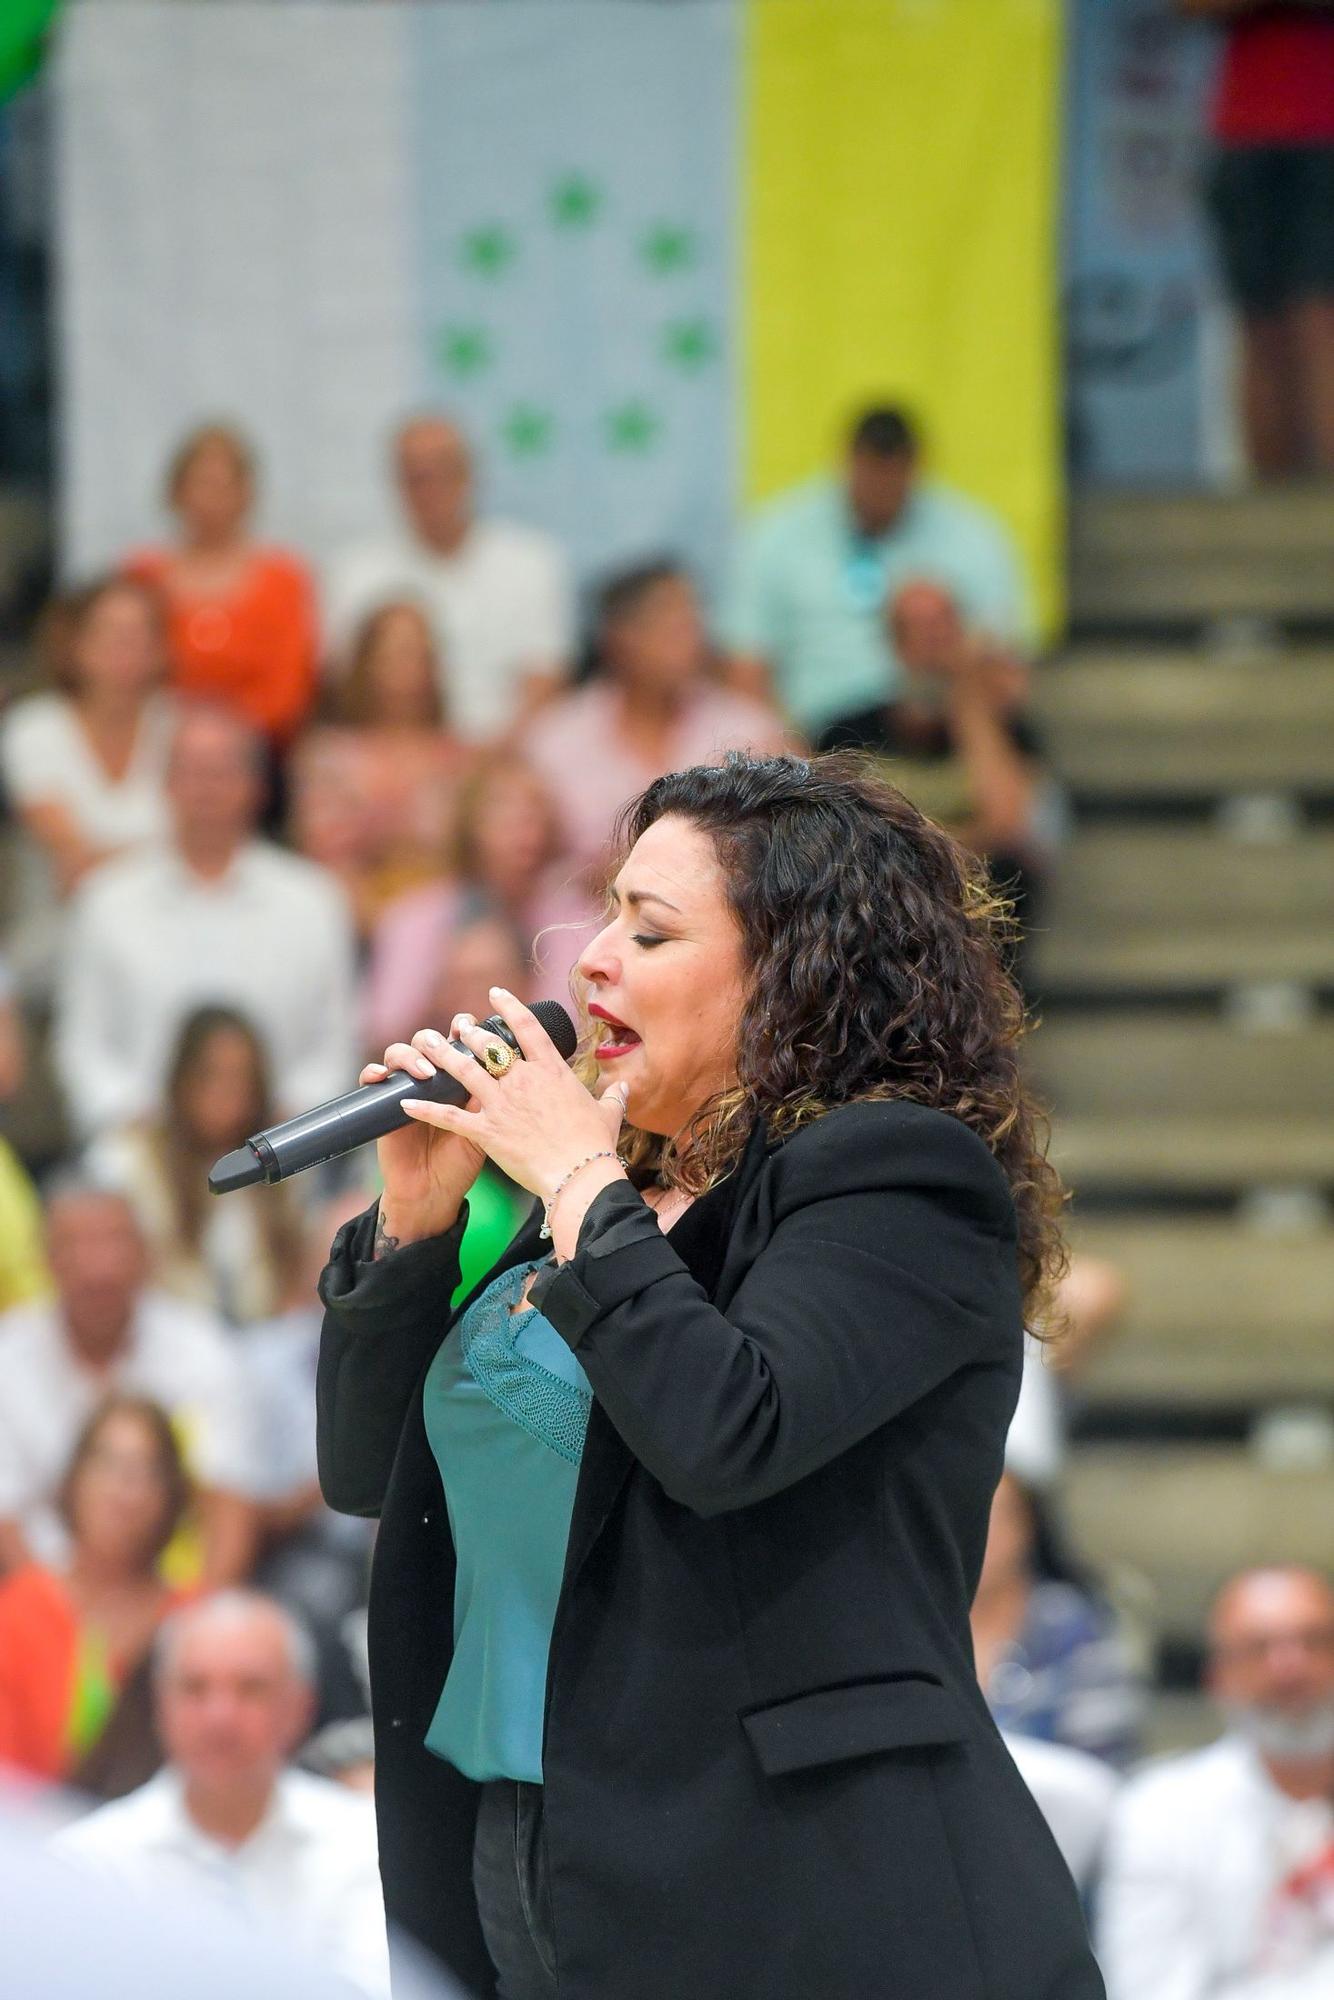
[723,406,1033,738]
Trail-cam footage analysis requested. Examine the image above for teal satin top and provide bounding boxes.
[422,1256,591,1783]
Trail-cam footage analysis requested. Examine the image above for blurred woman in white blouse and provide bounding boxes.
[0,575,174,993]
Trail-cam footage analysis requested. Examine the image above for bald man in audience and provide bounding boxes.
[56,1591,390,1998]
[1100,1566,1334,1999]
[324,414,573,739]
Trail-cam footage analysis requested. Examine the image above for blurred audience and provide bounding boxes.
[125,424,319,748]
[971,1471,1144,1769]
[54,1591,390,1999]
[0,1395,188,1796]
[0,574,173,899]
[324,413,573,739]
[362,751,594,1053]
[819,576,1051,973]
[520,559,788,882]
[1184,0,1334,478]
[0,1183,256,1589]
[1100,1566,1334,1999]
[240,1199,374,1642]
[53,702,357,1140]
[724,404,1033,738]
[84,1005,306,1329]
[290,602,471,937]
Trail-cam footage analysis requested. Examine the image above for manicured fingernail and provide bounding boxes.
[422,1030,446,1046]
[490,986,511,999]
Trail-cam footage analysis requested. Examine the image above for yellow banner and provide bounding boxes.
[743,0,1064,635]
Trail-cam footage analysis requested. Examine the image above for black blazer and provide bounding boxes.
[317,1099,1104,2000]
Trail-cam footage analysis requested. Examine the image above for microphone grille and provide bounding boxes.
[531,998,579,1063]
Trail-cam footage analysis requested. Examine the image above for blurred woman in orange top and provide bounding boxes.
[124,423,318,748]
[0,1395,190,1797]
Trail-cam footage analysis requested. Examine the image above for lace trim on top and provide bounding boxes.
[459,1260,591,1466]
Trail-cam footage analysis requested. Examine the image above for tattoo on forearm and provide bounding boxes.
[373,1211,401,1261]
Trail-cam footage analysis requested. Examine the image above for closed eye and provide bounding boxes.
[631,934,669,949]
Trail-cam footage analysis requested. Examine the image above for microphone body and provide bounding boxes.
[208,1001,577,1193]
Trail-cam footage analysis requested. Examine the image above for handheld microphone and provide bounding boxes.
[207,999,578,1194]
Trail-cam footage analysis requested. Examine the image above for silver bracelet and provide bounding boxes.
[540,1150,619,1240]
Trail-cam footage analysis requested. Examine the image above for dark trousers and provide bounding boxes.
[472,1779,559,2000]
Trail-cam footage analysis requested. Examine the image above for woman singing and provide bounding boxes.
[316,752,1104,1999]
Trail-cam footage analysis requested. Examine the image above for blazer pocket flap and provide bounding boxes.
[741,1675,964,1777]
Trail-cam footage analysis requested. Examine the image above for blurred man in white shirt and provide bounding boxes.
[1099,1566,1334,2000]
[53,704,357,1140]
[56,1591,390,1999]
[325,415,573,740]
[0,1183,256,1584]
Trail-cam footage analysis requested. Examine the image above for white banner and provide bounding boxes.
[56,0,738,592]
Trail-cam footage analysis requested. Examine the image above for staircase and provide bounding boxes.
[1027,492,1334,1742]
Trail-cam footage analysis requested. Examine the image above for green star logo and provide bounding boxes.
[640,223,696,275]
[605,400,660,453]
[549,173,601,229]
[500,403,555,458]
[661,318,718,372]
[437,325,494,379]
[460,225,517,279]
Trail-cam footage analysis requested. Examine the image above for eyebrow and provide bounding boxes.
[608,884,682,916]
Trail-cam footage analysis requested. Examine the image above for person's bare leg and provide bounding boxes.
[1240,312,1303,477]
[1289,296,1334,474]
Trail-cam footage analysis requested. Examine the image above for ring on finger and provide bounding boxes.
[480,1039,516,1079]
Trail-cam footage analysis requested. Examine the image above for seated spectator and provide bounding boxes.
[0,1395,188,1797]
[971,1470,1143,1768]
[324,413,573,740]
[0,1183,257,1589]
[1100,1565,1334,2000]
[819,577,1051,976]
[290,603,471,938]
[520,559,789,882]
[55,1591,389,1999]
[1007,1255,1131,1491]
[0,574,173,899]
[125,424,318,749]
[53,702,357,1140]
[312,592,470,892]
[84,1005,306,1329]
[724,404,1033,738]
[362,752,595,1054]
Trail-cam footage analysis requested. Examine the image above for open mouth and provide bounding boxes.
[590,1004,642,1061]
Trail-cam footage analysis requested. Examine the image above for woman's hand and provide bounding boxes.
[399,987,629,1208]
[361,1021,491,1249]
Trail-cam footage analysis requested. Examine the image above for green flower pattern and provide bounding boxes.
[437,173,718,462]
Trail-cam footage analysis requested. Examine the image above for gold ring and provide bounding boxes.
[481,1041,515,1079]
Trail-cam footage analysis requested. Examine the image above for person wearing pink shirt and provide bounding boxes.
[361,754,594,1055]
[519,561,792,882]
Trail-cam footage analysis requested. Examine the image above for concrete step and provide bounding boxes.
[1032,650,1334,796]
[1028,1016,1334,1119]
[1050,1116,1334,1194]
[1061,1445,1334,1641]
[1070,489,1334,627]
[1042,828,1334,930]
[1034,926,1334,990]
[1065,1219,1334,1404]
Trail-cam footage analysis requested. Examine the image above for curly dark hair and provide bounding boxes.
[581,752,1067,1328]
